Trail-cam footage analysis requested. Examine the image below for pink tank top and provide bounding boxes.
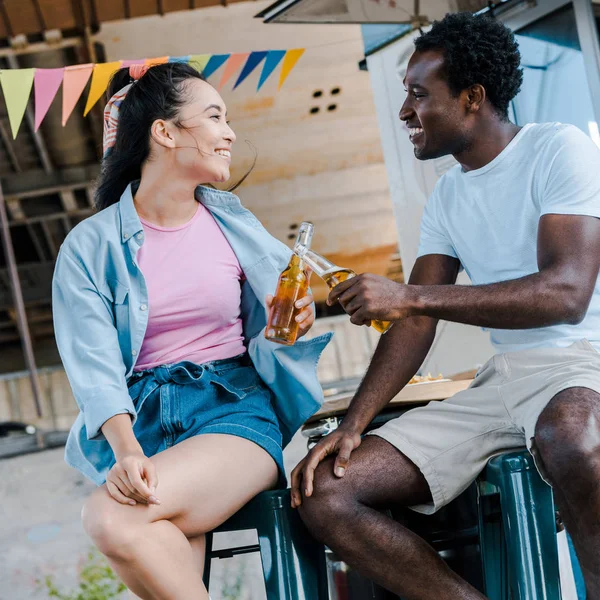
[134,202,246,371]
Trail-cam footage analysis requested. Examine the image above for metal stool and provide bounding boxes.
[202,488,328,600]
[478,450,561,599]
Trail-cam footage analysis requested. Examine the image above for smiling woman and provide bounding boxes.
[51,61,328,600]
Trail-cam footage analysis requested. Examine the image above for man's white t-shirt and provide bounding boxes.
[417,122,600,353]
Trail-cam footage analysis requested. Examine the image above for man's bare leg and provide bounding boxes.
[535,387,600,599]
[298,436,486,600]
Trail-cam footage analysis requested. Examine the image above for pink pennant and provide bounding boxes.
[62,63,93,126]
[121,59,145,68]
[218,53,250,91]
[34,68,64,131]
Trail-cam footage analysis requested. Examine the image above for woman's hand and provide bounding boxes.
[106,451,161,506]
[265,293,316,339]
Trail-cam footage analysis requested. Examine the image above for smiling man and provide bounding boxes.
[292,12,600,599]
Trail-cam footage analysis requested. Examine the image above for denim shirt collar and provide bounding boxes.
[118,182,243,244]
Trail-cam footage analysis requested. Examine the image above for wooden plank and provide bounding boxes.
[162,0,190,11]
[4,0,40,36]
[309,380,473,421]
[39,0,77,30]
[94,0,124,21]
[129,0,158,17]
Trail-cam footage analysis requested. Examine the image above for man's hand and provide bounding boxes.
[328,274,418,325]
[290,426,362,508]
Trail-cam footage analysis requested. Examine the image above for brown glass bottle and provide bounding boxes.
[265,222,313,345]
[294,246,392,335]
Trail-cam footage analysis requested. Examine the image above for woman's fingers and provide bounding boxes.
[106,480,136,505]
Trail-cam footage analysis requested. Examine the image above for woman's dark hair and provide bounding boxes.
[95,62,254,211]
[414,12,523,120]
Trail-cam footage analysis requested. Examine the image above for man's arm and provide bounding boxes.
[290,253,459,505]
[331,214,600,330]
[341,253,459,433]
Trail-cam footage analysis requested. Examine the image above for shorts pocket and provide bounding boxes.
[217,365,263,394]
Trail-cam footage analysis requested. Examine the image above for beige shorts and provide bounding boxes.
[368,339,600,514]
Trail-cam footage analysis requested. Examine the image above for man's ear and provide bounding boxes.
[466,84,486,113]
[150,119,176,149]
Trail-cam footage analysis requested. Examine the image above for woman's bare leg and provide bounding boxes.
[127,534,206,600]
[83,434,278,600]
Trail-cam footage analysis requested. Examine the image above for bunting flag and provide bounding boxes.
[0,49,305,136]
[121,59,145,68]
[234,51,267,90]
[189,54,211,73]
[62,63,93,125]
[145,56,169,67]
[258,50,286,91]
[201,54,230,80]
[218,53,249,90]
[34,68,64,131]
[0,68,35,138]
[279,49,305,90]
[84,61,122,116]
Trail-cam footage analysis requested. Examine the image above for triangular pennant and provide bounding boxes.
[189,54,211,73]
[34,68,64,131]
[84,61,122,116]
[145,56,169,67]
[234,51,267,90]
[169,55,191,64]
[218,53,249,90]
[201,54,230,80]
[62,63,93,125]
[257,50,286,91]
[279,49,305,90]
[0,68,35,138]
[121,59,145,68]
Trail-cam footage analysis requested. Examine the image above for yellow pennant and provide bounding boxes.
[189,54,211,74]
[278,49,305,90]
[84,61,122,116]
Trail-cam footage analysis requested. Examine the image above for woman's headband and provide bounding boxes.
[102,64,150,157]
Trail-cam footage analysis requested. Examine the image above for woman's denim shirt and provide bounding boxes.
[52,183,332,484]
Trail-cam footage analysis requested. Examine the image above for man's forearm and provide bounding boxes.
[341,316,437,434]
[412,270,587,329]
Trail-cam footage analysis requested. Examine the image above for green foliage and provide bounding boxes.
[220,560,247,600]
[41,550,127,600]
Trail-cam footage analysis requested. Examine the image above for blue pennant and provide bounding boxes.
[234,51,268,90]
[257,50,286,91]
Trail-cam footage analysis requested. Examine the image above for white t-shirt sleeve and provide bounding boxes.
[541,125,600,219]
[416,188,458,259]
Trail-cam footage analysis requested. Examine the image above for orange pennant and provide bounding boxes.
[217,53,249,91]
[145,56,169,67]
[62,63,93,126]
[279,49,305,90]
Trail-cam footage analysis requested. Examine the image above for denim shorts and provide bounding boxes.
[123,354,285,487]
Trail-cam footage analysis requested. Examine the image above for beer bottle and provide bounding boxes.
[265,222,314,345]
[293,244,392,334]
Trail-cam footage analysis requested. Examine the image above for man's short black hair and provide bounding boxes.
[414,12,523,120]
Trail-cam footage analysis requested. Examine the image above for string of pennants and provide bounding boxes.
[0,49,305,139]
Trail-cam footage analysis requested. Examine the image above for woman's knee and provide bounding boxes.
[81,489,140,559]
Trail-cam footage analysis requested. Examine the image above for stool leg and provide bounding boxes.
[478,484,509,600]
[487,453,562,600]
[255,492,328,600]
[202,531,214,591]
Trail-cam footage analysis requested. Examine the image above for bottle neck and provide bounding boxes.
[289,254,304,269]
[293,247,336,278]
